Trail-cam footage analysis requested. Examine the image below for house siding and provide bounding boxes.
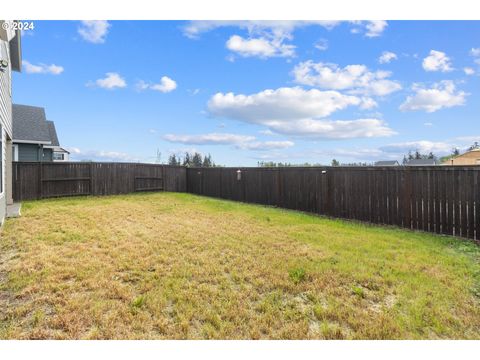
[18,143,42,162]
[0,34,13,225]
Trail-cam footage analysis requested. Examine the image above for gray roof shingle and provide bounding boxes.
[374,160,399,166]
[46,120,60,146]
[13,104,61,146]
[405,159,438,166]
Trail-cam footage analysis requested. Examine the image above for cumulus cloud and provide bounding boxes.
[22,60,64,75]
[422,50,453,72]
[399,81,467,113]
[378,51,397,64]
[464,67,475,75]
[207,87,395,139]
[88,72,127,89]
[184,21,386,59]
[226,35,295,58]
[163,132,294,151]
[78,21,111,44]
[68,147,138,162]
[137,76,177,93]
[292,61,402,96]
[208,87,361,121]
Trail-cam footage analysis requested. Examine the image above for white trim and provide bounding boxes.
[12,143,18,161]
[13,139,51,145]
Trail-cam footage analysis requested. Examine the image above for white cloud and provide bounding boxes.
[378,51,397,64]
[208,87,361,121]
[470,48,480,57]
[422,50,453,72]
[184,21,386,60]
[137,76,177,93]
[163,133,255,145]
[183,20,387,39]
[424,122,433,127]
[399,81,467,113]
[226,34,295,58]
[263,118,395,139]
[314,38,328,51]
[163,132,294,151]
[379,141,454,155]
[68,147,138,162]
[239,140,294,151]
[22,60,64,75]
[464,67,475,75]
[364,21,388,37]
[292,61,402,96]
[88,72,127,89]
[78,21,111,44]
[183,21,341,39]
[207,87,395,139]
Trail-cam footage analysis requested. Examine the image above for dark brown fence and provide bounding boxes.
[12,162,186,201]
[186,166,480,241]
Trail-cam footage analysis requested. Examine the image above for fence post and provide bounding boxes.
[90,162,94,195]
[38,162,43,199]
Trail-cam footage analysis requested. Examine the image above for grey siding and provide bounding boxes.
[17,144,55,162]
[43,148,53,162]
[1,36,13,224]
[18,143,41,162]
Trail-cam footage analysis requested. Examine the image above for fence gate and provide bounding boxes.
[134,164,164,192]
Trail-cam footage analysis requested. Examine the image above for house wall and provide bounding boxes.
[17,143,41,161]
[444,151,480,166]
[0,35,13,225]
[16,143,55,162]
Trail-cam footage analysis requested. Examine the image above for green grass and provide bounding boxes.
[0,192,479,339]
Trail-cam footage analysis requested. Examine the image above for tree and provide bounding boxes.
[155,149,162,164]
[192,152,203,167]
[331,159,340,166]
[468,141,479,151]
[202,154,212,167]
[183,152,192,167]
[168,154,179,166]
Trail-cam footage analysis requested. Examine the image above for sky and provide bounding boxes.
[12,20,480,165]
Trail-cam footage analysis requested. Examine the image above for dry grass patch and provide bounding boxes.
[0,192,479,339]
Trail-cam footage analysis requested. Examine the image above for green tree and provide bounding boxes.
[192,152,203,167]
[183,153,192,167]
[168,154,179,166]
[331,159,340,166]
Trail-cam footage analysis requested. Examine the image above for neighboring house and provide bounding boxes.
[405,159,438,166]
[441,148,480,166]
[374,160,399,166]
[0,21,21,225]
[12,104,70,162]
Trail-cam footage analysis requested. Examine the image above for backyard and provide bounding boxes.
[0,192,479,339]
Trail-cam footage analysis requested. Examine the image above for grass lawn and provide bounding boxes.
[0,192,479,339]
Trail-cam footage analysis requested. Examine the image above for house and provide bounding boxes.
[374,160,399,166]
[441,148,480,166]
[12,104,70,162]
[405,158,438,166]
[0,21,22,225]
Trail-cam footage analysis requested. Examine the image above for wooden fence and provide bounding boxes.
[186,166,480,241]
[12,162,186,201]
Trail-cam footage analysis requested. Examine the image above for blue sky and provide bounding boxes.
[13,20,480,165]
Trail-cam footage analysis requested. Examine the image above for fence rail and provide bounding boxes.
[12,162,186,200]
[186,166,480,241]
